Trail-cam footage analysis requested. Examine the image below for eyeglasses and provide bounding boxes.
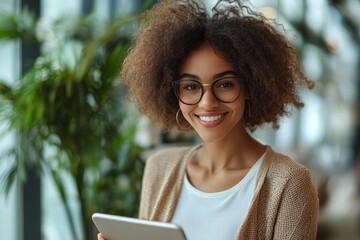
[172,77,243,105]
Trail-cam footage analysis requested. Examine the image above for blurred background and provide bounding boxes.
[0,0,359,239]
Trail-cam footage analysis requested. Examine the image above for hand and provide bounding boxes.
[97,233,107,240]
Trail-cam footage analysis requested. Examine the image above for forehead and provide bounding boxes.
[180,44,235,80]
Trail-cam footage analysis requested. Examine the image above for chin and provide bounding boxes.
[197,133,226,144]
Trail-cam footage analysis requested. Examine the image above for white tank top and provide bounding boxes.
[171,154,264,240]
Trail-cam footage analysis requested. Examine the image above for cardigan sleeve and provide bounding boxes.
[272,168,319,240]
[138,151,165,219]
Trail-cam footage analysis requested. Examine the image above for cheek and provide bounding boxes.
[236,106,246,121]
[232,98,246,120]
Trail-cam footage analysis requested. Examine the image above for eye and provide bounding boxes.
[180,81,201,91]
[215,79,236,89]
[184,84,200,91]
[218,82,233,88]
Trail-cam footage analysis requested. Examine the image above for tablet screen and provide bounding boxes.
[92,213,187,240]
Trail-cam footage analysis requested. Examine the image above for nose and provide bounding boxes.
[198,85,219,109]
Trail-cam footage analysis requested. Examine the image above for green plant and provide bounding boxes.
[0,9,145,240]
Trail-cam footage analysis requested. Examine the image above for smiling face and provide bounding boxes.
[178,43,246,144]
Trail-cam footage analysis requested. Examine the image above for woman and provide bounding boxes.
[98,0,319,239]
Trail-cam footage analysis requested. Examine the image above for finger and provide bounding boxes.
[97,233,106,240]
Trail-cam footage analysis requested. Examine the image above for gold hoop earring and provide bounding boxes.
[176,109,192,130]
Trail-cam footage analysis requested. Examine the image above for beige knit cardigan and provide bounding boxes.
[139,145,319,239]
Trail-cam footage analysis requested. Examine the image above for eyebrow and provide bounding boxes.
[179,70,238,81]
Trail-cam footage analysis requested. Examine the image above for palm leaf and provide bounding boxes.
[0,9,39,43]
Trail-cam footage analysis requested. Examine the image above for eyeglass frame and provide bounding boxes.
[171,76,244,105]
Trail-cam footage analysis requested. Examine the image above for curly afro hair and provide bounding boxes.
[121,0,314,131]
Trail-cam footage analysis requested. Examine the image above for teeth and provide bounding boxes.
[199,114,223,122]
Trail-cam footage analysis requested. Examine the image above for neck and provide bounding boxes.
[197,130,265,173]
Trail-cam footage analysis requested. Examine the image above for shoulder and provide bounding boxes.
[146,146,193,170]
[264,147,318,202]
[142,145,195,182]
[261,147,318,198]
[257,147,319,211]
[147,146,193,164]
[266,148,312,181]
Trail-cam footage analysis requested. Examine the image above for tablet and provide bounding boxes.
[92,213,187,240]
